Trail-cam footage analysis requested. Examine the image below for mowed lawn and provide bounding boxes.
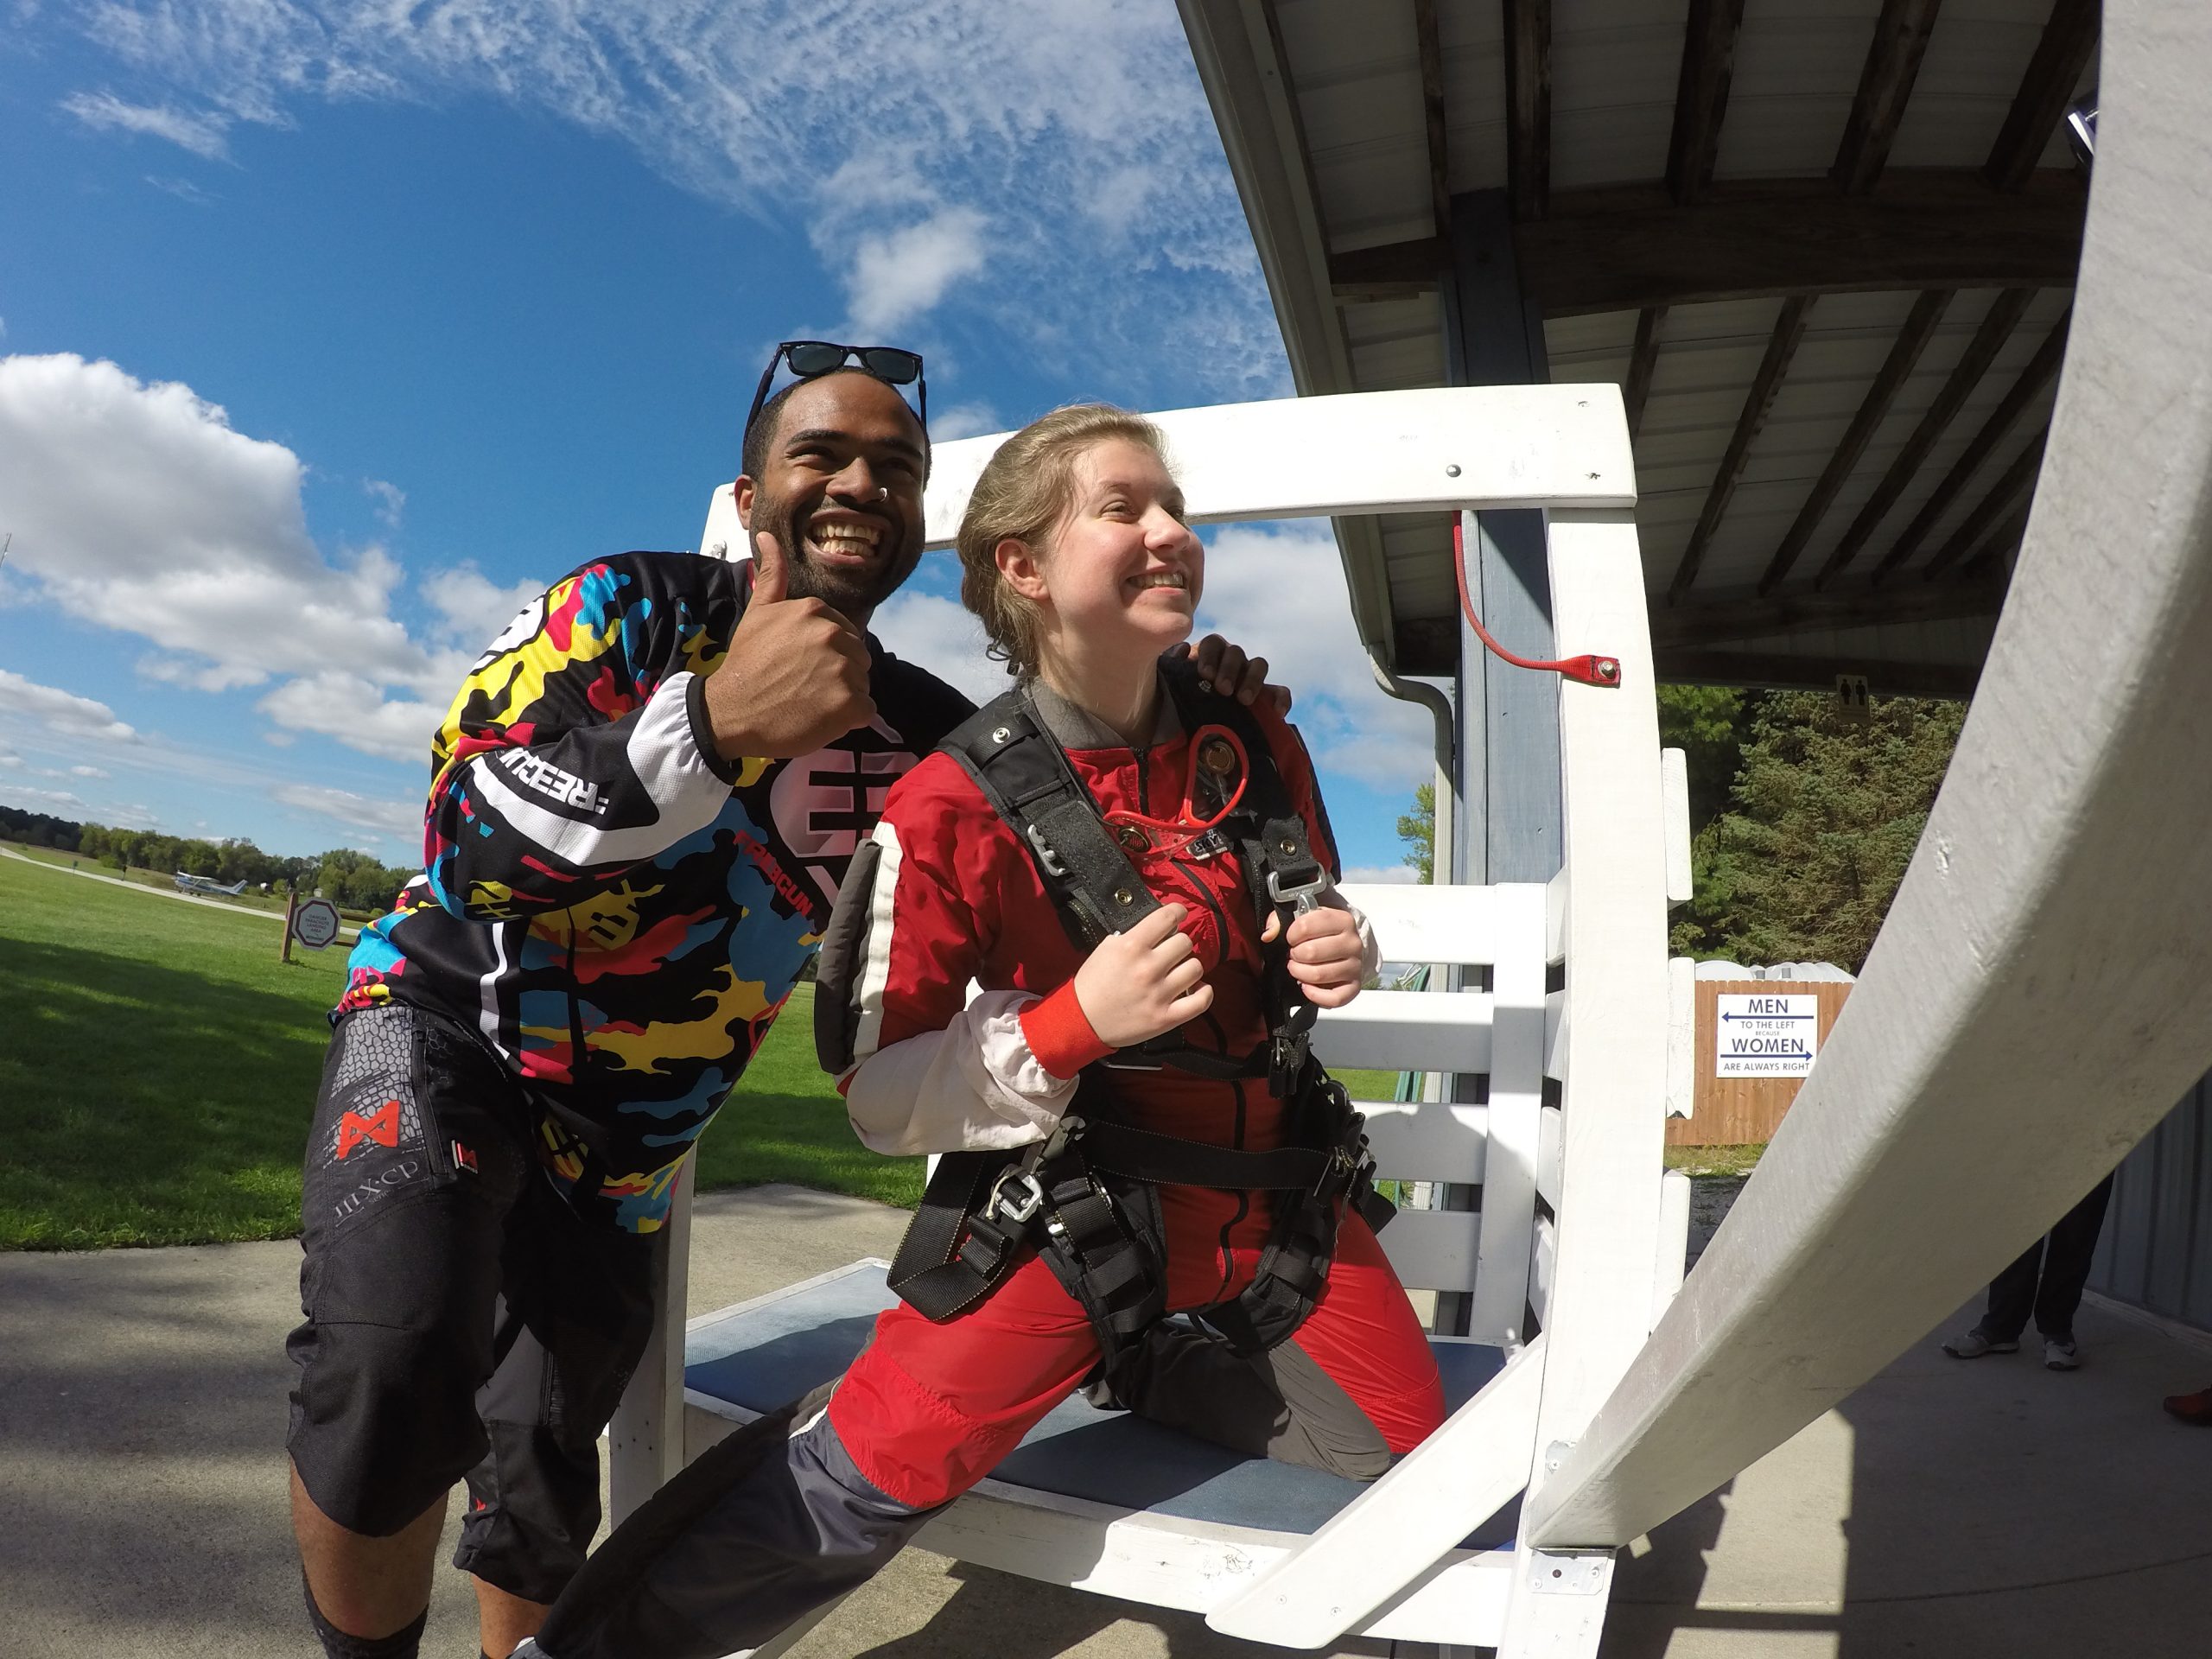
[0,851,1406,1249]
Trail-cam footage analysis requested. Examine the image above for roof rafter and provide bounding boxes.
[1330,174,2083,315]
[1652,569,2006,649]
[1623,307,1667,437]
[1413,0,1452,237]
[1919,424,2050,580]
[1833,0,1947,192]
[1667,296,1815,602]
[1503,0,1553,220]
[1814,286,2036,588]
[1667,0,1748,205]
[1757,289,1954,594]
[1986,0,2101,192]
[1871,310,2071,581]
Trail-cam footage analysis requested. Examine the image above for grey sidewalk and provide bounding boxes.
[4,1185,2211,1658]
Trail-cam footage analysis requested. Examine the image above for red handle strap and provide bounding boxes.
[1452,520,1621,688]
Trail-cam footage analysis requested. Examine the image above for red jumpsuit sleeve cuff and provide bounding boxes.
[1019,982,1116,1079]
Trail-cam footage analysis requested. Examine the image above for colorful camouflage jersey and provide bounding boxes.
[336,551,975,1231]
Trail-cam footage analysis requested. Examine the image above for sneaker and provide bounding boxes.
[1942,1329,2019,1358]
[2044,1338,2080,1370]
[2164,1385,2212,1424]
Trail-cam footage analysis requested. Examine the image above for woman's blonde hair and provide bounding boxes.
[956,403,1173,679]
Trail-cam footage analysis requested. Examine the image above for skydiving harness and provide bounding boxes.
[859,661,1393,1375]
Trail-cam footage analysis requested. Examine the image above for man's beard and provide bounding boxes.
[750,492,922,622]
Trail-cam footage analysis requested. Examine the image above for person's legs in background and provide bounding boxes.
[2030,1173,2117,1369]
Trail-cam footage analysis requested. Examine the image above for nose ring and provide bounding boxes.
[874,486,888,501]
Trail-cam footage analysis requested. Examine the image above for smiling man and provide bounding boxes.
[283,351,1278,1659]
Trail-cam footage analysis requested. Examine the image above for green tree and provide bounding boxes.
[1396,781,1435,883]
[1672,692,1965,970]
[1654,684,1750,835]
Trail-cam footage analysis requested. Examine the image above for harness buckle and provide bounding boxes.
[1266,866,1329,916]
[1024,823,1070,879]
[986,1166,1046,1225]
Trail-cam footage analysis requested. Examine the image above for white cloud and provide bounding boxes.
[0,353,476,756]
[61,91,231,159]
[272,781,421,841]
[1342,864,1420,886]
[50,0,1287,404]
[842,208,988,337]
[259,673,444,765]
[868,588,1009,706]
[138,654,270,692]
[1192,524,1443,794]
[420,563,544,650]
[364,477,405,528]
[71,765,112,779]
[0,668,140,743]
[3,785,88,811]
[930,401,1002,443]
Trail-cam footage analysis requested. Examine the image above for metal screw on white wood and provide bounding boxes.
[1445,463,1461,476]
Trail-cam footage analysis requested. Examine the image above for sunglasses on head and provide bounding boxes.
[745,340,928,443]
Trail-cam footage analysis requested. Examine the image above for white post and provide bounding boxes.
[607,1155,694,1525]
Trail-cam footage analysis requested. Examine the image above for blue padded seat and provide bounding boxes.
[683,1264,1517,1546]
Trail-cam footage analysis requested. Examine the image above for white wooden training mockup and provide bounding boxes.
[623,381,1690,1656]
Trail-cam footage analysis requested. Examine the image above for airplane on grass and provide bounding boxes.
[174,872,249,897]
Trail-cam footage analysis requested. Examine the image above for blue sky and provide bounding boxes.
[0,0,1436,876]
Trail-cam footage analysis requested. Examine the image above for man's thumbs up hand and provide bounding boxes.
[700,532,876,762]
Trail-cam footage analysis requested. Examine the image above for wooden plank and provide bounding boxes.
[1986,0,2104,193]
[1624,306,1667,437]
[1668,297,1815,600]
[1312,990,1495,1074]
[1470,883,1548,1343]
[1655,647,1981,698]
[1813,287,2036,587]
[1339,879,1510,966]
[1917,424,2050,579]
[1832,0,1947,192]
[1757,289,1953,594]
[607,1156,693,1524]
[1414,0,1452,236]
[1382,1206,1485,1291]
[1360,1100,1490,1186]
[921,385,1637,545]
[1649,570,2008,649]
[1503,0,1553,221]
[1871,311,2070,582]
[1669,981,1853,1147]
[1336,175,2087,314]
[1667,0,1748,206]
[1206,1338,1548,1645]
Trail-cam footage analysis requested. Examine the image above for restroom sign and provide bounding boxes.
[1714,993,1819,1077]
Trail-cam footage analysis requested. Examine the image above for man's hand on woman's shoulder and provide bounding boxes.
[1176,635,1293,716]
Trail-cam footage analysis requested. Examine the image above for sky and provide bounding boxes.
[0,0,1438,880]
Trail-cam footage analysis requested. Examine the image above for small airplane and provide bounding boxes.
[175,872,249,897]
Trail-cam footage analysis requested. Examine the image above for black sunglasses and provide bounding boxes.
[745,340,928,442]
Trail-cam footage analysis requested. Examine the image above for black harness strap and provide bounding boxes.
[879,662,1391,1367]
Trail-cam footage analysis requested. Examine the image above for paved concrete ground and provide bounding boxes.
[5,1185,2211,1657]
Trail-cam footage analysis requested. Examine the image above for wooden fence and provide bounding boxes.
[1666,979,1853,1147]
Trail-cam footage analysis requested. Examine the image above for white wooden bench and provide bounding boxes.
[614,385,1687,1656]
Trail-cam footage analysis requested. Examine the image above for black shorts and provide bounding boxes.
[286,1002,660,1604]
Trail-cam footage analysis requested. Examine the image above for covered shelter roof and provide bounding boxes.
[1178,0,2097,696]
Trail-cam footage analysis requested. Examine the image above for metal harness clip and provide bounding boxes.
[1267,866,1328,916]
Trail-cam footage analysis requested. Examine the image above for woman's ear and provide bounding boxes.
[997,537,1051,603]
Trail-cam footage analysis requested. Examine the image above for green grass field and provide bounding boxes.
[0,850,1408,1249]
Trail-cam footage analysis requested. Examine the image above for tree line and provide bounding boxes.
[0,802,418,916]
[1396,686,1965,973]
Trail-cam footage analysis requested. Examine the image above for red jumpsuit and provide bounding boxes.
[827,689,1446,1509]
[528,688,1447,1659]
